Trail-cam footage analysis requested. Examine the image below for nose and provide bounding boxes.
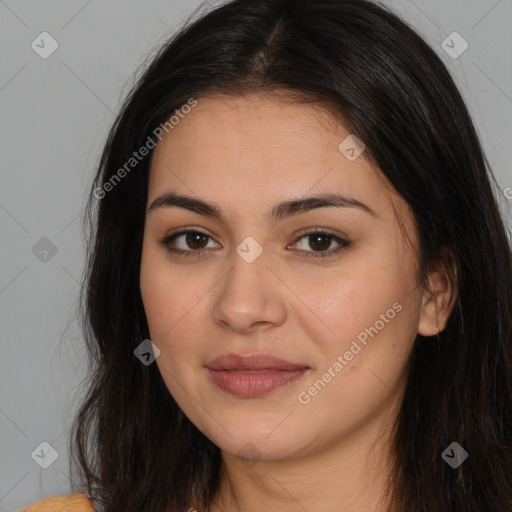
[211,248,287,335]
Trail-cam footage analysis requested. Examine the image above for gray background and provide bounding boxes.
[1,0,511,510]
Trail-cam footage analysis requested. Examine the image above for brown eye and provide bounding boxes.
[292,229,350,258]
[184,232,209,250]
[159,229,220,257]
[307,233,332,251]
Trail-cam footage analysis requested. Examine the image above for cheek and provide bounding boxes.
[295,284,418,435]
[140,249,207,342]
[298,251,421,388]
[301,259,409,339]
[140,259,206,395]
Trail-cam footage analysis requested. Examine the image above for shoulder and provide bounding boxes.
[20,493,95,512]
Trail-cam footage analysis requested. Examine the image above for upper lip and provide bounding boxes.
[205,353,309,371]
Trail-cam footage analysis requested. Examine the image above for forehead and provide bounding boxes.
[147,93,404,226]
[153,93,344,157]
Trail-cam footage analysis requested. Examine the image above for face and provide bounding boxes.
[140,93,428,462]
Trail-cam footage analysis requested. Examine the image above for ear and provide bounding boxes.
[417,245,458,336]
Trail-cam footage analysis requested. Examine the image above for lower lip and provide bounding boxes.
[207,368,308,397]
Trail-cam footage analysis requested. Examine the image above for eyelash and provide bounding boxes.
[158,228,350,259]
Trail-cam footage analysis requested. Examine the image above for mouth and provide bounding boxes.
[205,353,310,398]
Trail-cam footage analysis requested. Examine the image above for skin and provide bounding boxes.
[139,93,456,511]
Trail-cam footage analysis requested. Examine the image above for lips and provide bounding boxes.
[205,353,310,397]
[206,353,308,371]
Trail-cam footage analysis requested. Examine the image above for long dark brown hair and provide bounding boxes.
[69,0,512,510]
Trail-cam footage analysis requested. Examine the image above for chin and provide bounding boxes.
[197,413,310,462]
[216,434,300,462]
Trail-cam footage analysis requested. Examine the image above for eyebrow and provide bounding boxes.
[147,191,377,223]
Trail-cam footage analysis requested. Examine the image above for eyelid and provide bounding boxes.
[166,226,213,238]
[293,226,348,240]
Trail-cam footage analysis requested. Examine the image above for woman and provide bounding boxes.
[22,0,512,510]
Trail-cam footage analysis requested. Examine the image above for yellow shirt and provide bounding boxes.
[20,493,95,512]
